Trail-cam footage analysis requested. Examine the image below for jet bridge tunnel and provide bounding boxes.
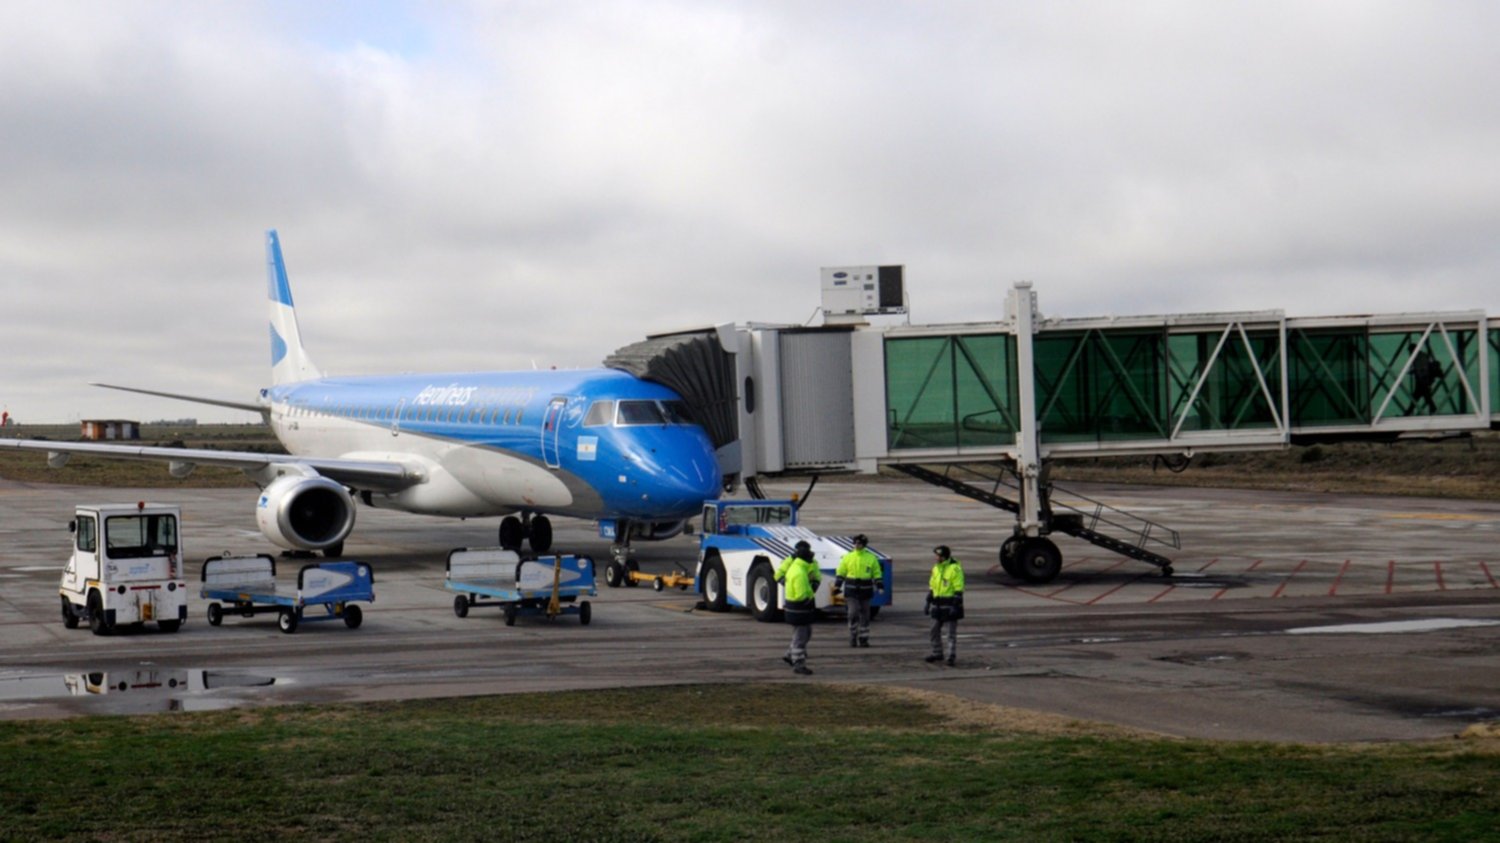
[607,284,1500,583]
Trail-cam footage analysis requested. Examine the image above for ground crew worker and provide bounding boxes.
[834,534,882,648]
[924,545,965,666]
[775,539,821,675]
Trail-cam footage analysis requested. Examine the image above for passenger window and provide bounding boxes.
[583,400,615,427]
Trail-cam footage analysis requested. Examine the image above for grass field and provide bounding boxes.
[1,685,1496,841]
[0,424,280,488]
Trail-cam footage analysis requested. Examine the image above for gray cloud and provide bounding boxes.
[2,0,1497,422]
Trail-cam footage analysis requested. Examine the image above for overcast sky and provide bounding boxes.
[2,1,1497,423]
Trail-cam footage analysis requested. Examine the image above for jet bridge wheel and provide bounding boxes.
[998,535,1023,578]
[1016,538,1062,584]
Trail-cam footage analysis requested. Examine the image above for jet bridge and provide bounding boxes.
[608,284,1499,583]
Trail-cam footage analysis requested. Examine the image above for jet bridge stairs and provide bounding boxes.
[890,463,1180,583]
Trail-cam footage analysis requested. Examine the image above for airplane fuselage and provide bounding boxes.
[266,368,722,522]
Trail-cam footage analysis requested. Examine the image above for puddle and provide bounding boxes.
[0,668,284,711]
[1286,618,1500,635]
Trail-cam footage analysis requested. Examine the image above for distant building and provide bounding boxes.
[80,420,140,441]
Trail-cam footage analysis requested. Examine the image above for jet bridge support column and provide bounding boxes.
[1010,282,1043,535]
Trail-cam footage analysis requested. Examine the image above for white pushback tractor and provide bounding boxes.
[693,499,893,621]
[59,502,188,635]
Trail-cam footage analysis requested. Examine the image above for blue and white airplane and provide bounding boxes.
[2,231,723,556]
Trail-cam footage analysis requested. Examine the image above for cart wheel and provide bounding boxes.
[88,591,111,636]
[207,603,223,626]
[504,604,518,627]
[579,601,592,625]
[453,595,470,618]
[277,608,300,634]
[61,597,79,629]
[653,577,665,592]
[343,604,363,629]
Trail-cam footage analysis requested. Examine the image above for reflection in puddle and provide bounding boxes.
[0,668,283,712]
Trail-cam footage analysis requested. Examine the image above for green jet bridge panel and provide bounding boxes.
[610,284,1498,583]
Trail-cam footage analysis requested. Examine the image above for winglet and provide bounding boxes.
[266,230,321,385]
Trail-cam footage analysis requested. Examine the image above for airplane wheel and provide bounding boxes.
[529,516,553,554]
[343,604,363,629]
[701,557,728,612]
[61,597,79,629]
[207,603,224,626]
[1017,537,1062,584]
[454,595,470,618]
[579,601,592,625]
[605,563,624,588]
[277,608,300,634]
[624,559,640,587]
[499,516,523,550]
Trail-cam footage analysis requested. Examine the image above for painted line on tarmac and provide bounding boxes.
[1482,561,1499,589]
[1328,559,1351,596]
[1287,618,1500,635]
[1270,559,1308,598]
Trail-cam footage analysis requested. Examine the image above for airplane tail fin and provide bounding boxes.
[266,230,322,385]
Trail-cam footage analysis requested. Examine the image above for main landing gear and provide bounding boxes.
[499,513,553,554]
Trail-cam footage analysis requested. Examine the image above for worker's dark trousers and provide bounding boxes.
[845,594,873,644]
[787,623,812,666]
[929,618,958,660]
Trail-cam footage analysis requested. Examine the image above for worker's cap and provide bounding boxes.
[794,540,812,553]
[932,545,951,559]
[852,534,868,546]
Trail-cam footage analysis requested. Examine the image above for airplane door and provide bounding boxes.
[541,397,567,469]
[392,399,405,437]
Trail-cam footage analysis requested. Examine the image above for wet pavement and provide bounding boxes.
[1,475,1497,741]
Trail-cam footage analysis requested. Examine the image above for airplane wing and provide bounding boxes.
[0,438,421,491]
[90,383,268,417]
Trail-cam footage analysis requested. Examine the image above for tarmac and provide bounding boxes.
[1,474,1497,742]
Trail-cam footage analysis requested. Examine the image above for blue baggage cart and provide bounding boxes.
[446,549,595,626]
[201,554,374,634]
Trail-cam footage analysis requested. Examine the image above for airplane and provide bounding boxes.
[1,231,724,558]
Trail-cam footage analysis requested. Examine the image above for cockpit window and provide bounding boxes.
[661,400,694,424]
[584,400,615,427]
[616,399,697,426]
[616,400,667,426]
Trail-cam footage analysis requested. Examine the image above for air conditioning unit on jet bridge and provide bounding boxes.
[820,265,905,323]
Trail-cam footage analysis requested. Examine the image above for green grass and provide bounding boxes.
[2,685,1496,841]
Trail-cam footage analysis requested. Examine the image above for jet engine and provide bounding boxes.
[254,475,356,551]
